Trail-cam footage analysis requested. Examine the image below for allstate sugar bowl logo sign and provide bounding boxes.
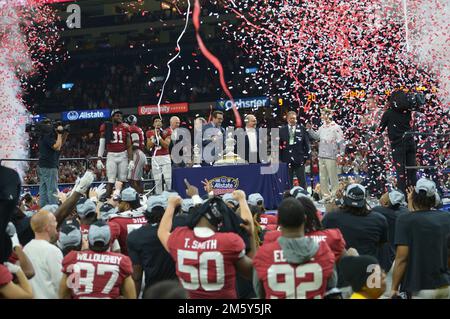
[209,176,239,195]
[62,109,111,121]
[66,111,79,121]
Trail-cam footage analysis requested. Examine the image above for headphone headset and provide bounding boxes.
[126,115,137,125]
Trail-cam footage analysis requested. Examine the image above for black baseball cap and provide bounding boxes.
[344,184,366,208]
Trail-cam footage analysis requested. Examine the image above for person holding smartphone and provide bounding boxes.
[146,117,172,194]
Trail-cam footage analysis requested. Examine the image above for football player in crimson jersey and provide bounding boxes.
[125,115,147,194]
[264,196,346,262]
[253,198,335,299]
[75,198,121,253]
[158,191,256,299]
[247,193,279,232]
[59,221,136,299]
[108,187,147,255]
[97,109,134,199]
[259,214,278,230]
[146,117,172,194]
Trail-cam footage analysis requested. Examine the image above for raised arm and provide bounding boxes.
[0,265,33,299]
[233,190,257,259]
[157,196,182,252]
[54,171,95,228]
[307,124,320,141]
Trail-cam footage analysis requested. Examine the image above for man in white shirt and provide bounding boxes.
[244,115,259,163]
[307,108,345,201]
[23,210,63,299]
[169,116,180,148]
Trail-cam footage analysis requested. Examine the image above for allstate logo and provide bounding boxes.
[67,111,79,121]
[209,176,239,195]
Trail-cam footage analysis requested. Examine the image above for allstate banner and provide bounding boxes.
[216,96,270,110]
[62,109,111,121]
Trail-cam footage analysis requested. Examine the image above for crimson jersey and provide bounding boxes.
[100,123,130,153]
[253,240,335,299]
[0,264,13,287]
[80,222,121,250]
[260,211,321,226]
[62,250,132,299]
[167,226,245,299]
[263,228,346,261]
[129,124,145,150]
[264,224,279,231]
[146,128,172,156]
[108,211,147,255]
[259,214,278,227]
[8,252,18,264]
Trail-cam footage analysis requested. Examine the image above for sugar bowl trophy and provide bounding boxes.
[214,132,246,166]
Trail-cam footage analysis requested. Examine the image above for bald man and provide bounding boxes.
[23,210,63,299]
[169,116,183,167]
[244,114,260,163]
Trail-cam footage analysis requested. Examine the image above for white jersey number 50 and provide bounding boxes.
[177,250,225,291]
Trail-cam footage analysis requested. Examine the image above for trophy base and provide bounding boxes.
[214,155,247,166]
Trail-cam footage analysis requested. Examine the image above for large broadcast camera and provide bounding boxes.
[25,118,70,138]
[388,89,426,112]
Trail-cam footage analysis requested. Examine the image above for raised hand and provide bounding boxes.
[201,178,213,193]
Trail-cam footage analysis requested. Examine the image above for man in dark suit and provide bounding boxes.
[279,111,311,189]
[202,111,225,164]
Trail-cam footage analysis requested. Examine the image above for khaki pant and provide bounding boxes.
[319,158,339,197]
[384,262,450,299]
[151,155,172,194]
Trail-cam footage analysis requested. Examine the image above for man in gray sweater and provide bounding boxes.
[307,108,346,201]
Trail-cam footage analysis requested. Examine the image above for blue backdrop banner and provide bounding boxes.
[172,163,290,209]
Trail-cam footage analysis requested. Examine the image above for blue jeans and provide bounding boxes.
[38,167,59,207]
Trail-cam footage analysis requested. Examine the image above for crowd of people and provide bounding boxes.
[1,161,449,299]
[23,114,378,187]
[2,81,445,301]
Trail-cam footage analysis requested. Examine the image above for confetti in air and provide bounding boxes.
[193,0,242,128]
[156,0,191,119]
[405,0,450,107]
[219,0,449,186]
[0,2,32,180]
[0,0,64,180]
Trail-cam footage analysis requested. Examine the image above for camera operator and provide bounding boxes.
[37,119,69,208]
[377,90,425,194]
